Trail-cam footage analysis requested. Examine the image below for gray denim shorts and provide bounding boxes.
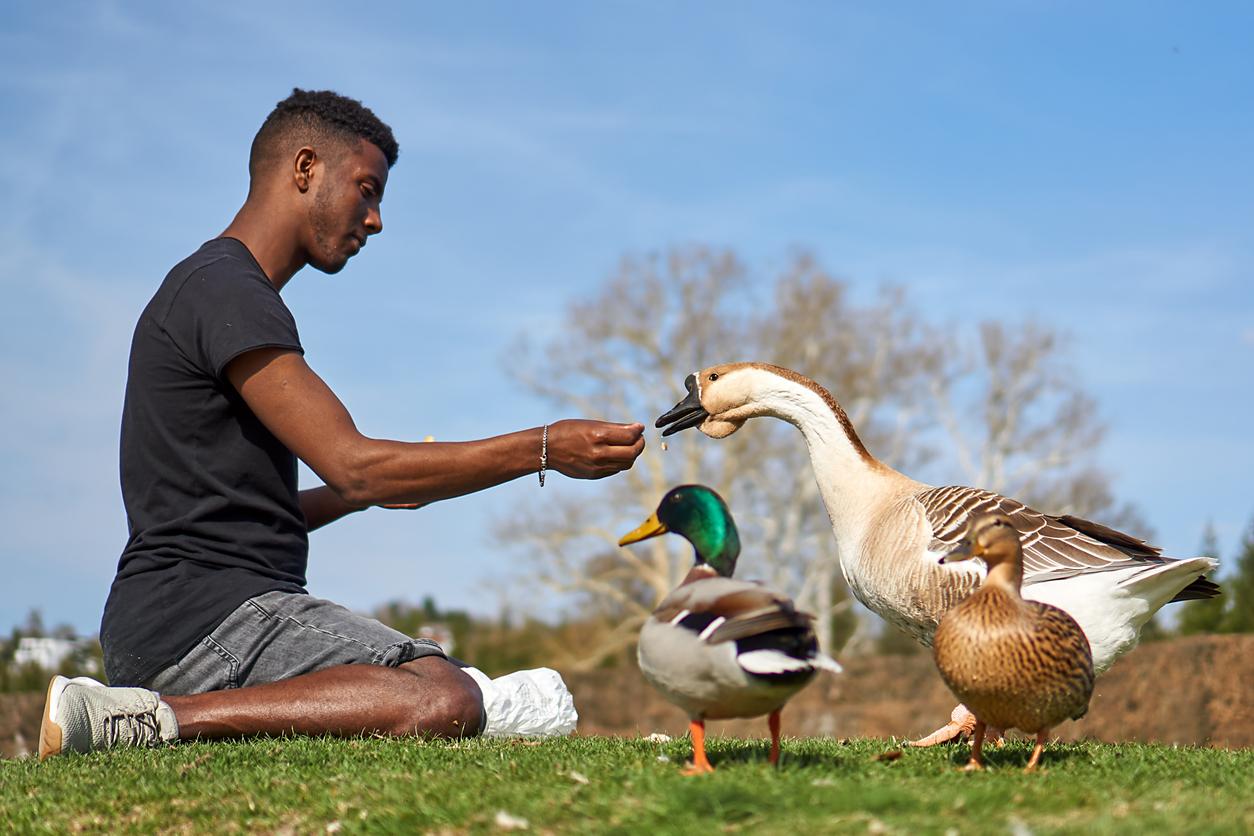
[147,590,447,695]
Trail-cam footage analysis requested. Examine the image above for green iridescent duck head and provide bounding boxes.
[618,484,741,578]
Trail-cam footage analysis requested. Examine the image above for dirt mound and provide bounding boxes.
[0,692,43,759]
[2,635,1248,758]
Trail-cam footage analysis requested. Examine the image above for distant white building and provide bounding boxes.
[418,624,455,656]
[13,637,99,673]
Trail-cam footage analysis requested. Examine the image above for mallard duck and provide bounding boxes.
[618,484,842,774]
[933,513,1095,771]
[655,363,1219,745]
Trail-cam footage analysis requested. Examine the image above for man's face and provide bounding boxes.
[305,139,389,274]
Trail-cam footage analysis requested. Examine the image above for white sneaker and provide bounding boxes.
[39,675,179,760]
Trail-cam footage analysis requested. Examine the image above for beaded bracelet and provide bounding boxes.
[539,424,548,487]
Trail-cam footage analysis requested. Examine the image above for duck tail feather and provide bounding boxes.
[809,651,844,674]
[736,649,816,675]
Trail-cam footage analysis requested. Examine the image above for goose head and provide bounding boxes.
[655,363,773,439]
[618,484,741,578]
[941,513,1022,571]
[655,363,878,470]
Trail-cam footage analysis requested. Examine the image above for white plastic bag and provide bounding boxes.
[461,666,578,737]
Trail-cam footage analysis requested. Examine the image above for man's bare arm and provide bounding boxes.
[299,486,365,531]
[301,485,428,530]
[226,348,645,511]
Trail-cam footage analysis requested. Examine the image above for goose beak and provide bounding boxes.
[655,373,708,437]
[940,540,973,564]
[618,512,669,546]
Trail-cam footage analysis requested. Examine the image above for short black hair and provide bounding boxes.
[249,88,399,181]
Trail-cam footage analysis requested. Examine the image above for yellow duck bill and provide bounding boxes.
[618,513,669,546]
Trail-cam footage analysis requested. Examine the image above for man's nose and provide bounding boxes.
[365,208,383,235]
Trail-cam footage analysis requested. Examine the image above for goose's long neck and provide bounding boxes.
[753,373,913,544]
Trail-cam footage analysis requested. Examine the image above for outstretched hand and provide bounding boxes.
[546,419,645,480]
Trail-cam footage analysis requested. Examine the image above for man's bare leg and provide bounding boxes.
[164,656,483,740]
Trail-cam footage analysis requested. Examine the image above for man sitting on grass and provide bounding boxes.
[39,88,645,759]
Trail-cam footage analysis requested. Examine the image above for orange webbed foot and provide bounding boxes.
[957,719,987,773]
[1023,730,1049,773]
[909,704,978,747]
[767,709,782,767]
[682,718,715,776]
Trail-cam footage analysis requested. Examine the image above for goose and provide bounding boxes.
[618,484,841,774]
[655,362,1219,745]
[933,513,1095,772]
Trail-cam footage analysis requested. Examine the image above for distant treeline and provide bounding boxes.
[3,518,1250,692]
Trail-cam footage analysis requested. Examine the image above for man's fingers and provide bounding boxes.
[597,435,645,473]
[598,421,645,445]
[599,429,645,455]
[548,419,645,479]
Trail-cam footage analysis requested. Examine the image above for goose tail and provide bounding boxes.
[1118,556,1220,608]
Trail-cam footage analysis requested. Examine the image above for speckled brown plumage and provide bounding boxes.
[933,587,1094,733]
[932,513,1095,770]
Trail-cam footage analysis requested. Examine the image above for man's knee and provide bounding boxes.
[430,667,485,738]
[397,658,484,738]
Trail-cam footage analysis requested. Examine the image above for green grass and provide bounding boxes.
[3,736,1250,834]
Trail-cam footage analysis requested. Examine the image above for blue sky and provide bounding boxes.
[1,2,1251,637]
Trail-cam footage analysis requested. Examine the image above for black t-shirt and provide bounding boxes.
[101,237,309,686]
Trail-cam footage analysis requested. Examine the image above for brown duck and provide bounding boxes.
[933,513,1095,772]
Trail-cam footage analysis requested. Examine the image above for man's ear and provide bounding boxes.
[293,147,317,193]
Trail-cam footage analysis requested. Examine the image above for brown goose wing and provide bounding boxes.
[917,485,1188,587]
[1057,514,1219,601]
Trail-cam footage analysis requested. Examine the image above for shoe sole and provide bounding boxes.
[38,675,105,760]
[38,675,66,761]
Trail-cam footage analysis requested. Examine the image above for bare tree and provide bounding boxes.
[497,246,1136,668]
[925,320,1151,537]
[496,247,941,667]
[502,248,751,618]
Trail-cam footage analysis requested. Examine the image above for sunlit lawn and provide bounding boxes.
[3,735,1250,834]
